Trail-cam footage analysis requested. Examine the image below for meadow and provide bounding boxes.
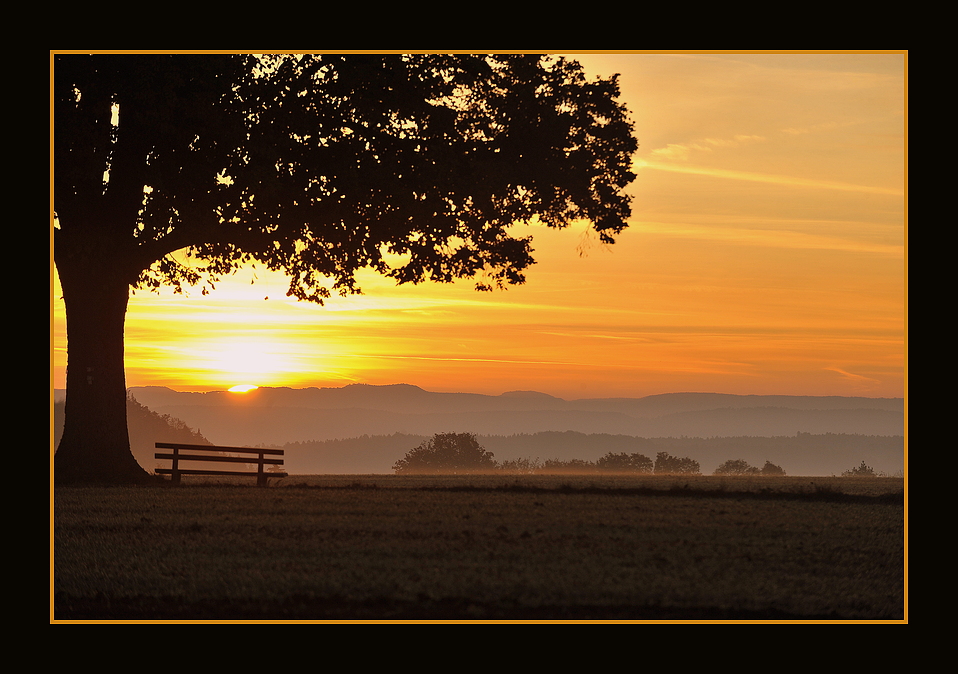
[53,474,905,622]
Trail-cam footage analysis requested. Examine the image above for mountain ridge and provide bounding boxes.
[118,384,904,448]
[122,384,904,412]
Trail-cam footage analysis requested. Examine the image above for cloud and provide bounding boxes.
[649,143,695,161]
[733,134,766,143]
[634,159,904,197]
[636,219,903,256]
[781,121,840,135]
[650,134,767,159]
[825,367,882,387]
[703,135,766,147]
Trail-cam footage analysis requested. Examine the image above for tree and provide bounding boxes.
[596,451,653,473]
[760,460,786,476]
[392,433,496,474]
[53,54,638,484]
[713,459,758,476]
[842,461,876,477]
[653,452,701,475]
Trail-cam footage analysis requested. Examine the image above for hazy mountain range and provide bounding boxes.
[119,383,904,448]
[52,384,905,476]
[283,431,904,477]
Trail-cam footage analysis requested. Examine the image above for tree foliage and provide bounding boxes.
[56,53,637,302]
[53,53,639,484]
[713,459,757,475]
[713,459,786,476]
[759,460,786,476]
[653,452,701,475]
[392,432,497,474]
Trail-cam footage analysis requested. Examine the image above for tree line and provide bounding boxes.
[392,433,793,476]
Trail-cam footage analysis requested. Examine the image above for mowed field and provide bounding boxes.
[53,475,906,622]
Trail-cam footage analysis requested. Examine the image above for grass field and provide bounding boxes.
[53,474,906,622]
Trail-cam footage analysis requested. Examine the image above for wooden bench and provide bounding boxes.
[155,442,287,486]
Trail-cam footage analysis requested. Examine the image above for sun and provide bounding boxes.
[228,384,259,393]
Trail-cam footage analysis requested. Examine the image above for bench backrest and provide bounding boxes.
[154,442,287,486]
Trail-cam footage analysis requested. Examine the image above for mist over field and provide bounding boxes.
[54,384,903,477]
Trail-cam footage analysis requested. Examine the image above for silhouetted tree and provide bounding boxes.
[654,452,700,475]
[54,54,638,484]
[842,460,876,477]
[760,460,786,476]
[393,432,496,474]
[596,451,653,473]
[713,459,759,475]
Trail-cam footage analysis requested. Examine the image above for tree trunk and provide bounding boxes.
[54,259,154,485]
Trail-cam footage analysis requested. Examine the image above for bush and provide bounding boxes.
[654,452,701,475]
[596,452,654,473]
[842,461,876,477]
[713,459,758,475]
[392,432,496,474]
[713,459,786,476]
[760,460,786,476]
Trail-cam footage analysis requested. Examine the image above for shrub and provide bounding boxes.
[596,452,654,473]
[760,460,786,476]
[713,459,785,476]
[713,459,757,475]
[654,452,701,475]
[842,461,876,477]
[392,432,496,474]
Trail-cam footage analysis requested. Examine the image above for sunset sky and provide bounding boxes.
[51,52,907,400]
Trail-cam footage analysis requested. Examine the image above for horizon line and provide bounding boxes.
[51,383,904,401]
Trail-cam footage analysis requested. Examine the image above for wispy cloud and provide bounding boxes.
[649,143,699,161]
[635,158,904,196]
[636,220,903,256]
[825,367,883,386]
[649,135,766,161]
[781,121,841,135]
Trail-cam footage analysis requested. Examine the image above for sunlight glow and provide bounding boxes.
[51,53,906,401]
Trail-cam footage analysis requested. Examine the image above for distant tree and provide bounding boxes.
[654,452,701,475]
[713,459,758,476]
[392,432,497,474]
[760,460,786,476]
[713,459,785,476]
[596,452,653,473]
[842,461,876,477]
[54,53,638,484]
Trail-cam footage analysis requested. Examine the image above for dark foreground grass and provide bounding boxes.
[53,475,905,622]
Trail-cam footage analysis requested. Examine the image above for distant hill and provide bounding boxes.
[121,384,905,447]
[284,431,904,477]
[53,396,212,471]
[51,384,905,476]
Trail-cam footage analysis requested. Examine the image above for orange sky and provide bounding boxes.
[51,52,906,400]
